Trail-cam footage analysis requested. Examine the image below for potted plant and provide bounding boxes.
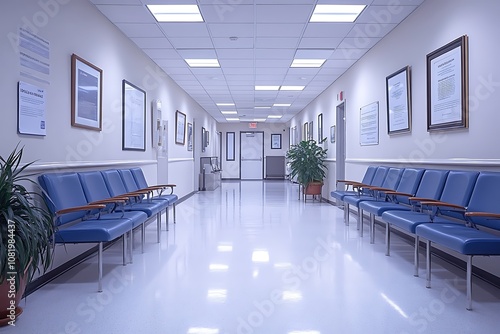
[286,139,328,200]
[0,145,54,326]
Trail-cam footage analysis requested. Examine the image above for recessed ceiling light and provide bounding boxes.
[255,106,272,109]
[280,86,305,91]
[216,103,235,106]
[273,103,291,107]
[147,5,204,22]
[291,59,326,68]
[309,4,366,23]
[185,59,220,67]
[226,118,240,121]
[268,115,283,119]
[253,118,267,122]
[255,85,280,91]
[221,111,237,115]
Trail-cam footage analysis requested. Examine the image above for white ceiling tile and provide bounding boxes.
[356,5,418,24]
[256,24,306,37]
[131,37,173,49]
[116,23,164,38]
[224,74,255,82]
[348,23,397,39]
[299,38,343,49]
[158,23,210,38]
[222,67,254,75]
[90,0,141,4]
[200,4,254,23]
[255,60,291,69]
[323,59,357,68]
[208,24,254,38]
[213,38,254,49]
[169,38,214,49]
[176,49,217,59]
[330,48,369,60]
[294,49,335,58]
[255,49,296,59]
[143,48,179,59]
[256,38,300,49]
[95,5,153,23]
[338,37,381,49]
[217,49,254,59]
[255,5,314,23]
[219,59,254,68]
[303,23,355,38]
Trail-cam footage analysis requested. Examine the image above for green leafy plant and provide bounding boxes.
[0,145,54,291]
[286,139,328,188]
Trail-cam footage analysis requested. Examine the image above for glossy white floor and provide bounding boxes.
[4,181,500,334]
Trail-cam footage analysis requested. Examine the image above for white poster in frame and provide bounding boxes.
[360,101,379,146]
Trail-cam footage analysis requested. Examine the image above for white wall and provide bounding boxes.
[288,0,500,276]
[218,123,289,179]
[0,0,217,274]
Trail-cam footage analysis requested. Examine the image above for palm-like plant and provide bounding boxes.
[0,145,54,292]
[286,139,328,188]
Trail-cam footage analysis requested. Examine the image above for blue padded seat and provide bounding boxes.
[414,171,500,310]
[78,171,157,253]
[381,170,479,276]
[340,166,390,228]
[129,167,178,227]
[358,168,425,243]
[39,172,146,291]
[343,167,404,231]
[101,169,166,220]
[331,165,378,202]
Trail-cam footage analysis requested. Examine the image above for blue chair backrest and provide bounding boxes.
[380,167,404,190]
[118,169,141,193]
[38,173,88,225]
[393,168,425,203]
[466,172,500,230]
[78,171,113,202]
[361,166,378,185]
[130,167,149,189]
[369,166,390,187]
[101,170,129,197]
[437,170,479,219]
[414,169,449,200]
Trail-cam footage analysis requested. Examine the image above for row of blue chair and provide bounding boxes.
[331,166,500,310]
[39,167,178,292]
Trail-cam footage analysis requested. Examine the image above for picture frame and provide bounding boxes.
[427,35,469,131]
[71,54,102,131]
[187,122,193,151]
[386,66,411,134]
[271,133,281,149]
[303,122,308,141]
[360,101,379,146]
[317,113,323,142]
[226,132,235,161]
[175,110,186,145]
[330,125,336,143]
[308,121,313,140]
[122,80,146,151]
[201,127,206,152]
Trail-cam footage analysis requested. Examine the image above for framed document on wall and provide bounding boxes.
[386,66,411,134]
[122,80,146,151]
[427,35,469,131]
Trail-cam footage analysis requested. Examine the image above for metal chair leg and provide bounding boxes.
[385,223,390,255]
[467,255,473,311]
[426,240,431,288]
[414,236,420,277]
[98,242,103,293]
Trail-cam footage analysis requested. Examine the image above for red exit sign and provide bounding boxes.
[249,122,257,129]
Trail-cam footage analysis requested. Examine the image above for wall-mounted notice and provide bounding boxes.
[360,101,379,146]
[18,28,50,85]
[18,81,46,136]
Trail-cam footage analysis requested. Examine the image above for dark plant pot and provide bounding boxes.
[0,271,27,326]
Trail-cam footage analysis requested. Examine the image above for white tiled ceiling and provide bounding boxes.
[89,0,425,123]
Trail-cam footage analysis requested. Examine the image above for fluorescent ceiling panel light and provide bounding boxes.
[217,243,233,252]
[280,86,305,91]
[185,59,220,67]
[310,4,366,23]
[253,118,267,122]
[221,111,237,115]
[268,115,283,119]
[216,103,235,106]
[255,106,271,109]
[147,5,204,22]
[209,264,229,271]
[226,118,240,121]
[252,250,270,262]
[291,59,326,68]
[255,85,280,91]
[187,327,220,334]
[273,103,291,107]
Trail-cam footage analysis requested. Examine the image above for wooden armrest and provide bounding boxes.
[124,190,151,196]
[409,197,438,203]
[465,212,500,219]
[336,180,362,185]
[56,204,106,215]
[384,191,414,197]
[364,186,392,192]
[89,198,126,205]
[420,201,466,210]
